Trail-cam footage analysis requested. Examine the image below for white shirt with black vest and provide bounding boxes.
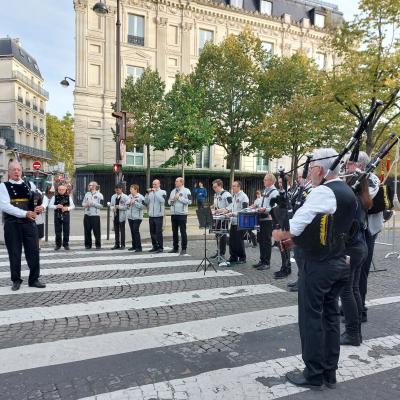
[257,186,279,221]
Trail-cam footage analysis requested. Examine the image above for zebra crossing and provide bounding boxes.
[0,244,399,400]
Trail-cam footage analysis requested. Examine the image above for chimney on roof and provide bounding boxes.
[14,38,20,46]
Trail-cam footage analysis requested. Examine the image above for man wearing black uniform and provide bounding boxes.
[48,184,75,250]
[0,161,46,290]
[273,148,357,390]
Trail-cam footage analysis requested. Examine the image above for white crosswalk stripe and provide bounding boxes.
[0,246,399,399]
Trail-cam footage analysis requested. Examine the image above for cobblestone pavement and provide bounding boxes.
[0,232,399,400]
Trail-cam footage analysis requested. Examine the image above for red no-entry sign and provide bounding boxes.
[32,160,42,170]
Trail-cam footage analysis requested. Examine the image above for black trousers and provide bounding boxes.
[113,218,126,247]
[341,241,367,336]
[5,220,40,285]
[55,212,70,247]
[257,220,273,264]
[229,225,246,261]
[128,219,142,250]
[298,257,349,385]
[280,247,291,268]
[293,246,305,278]
[359,230,378,309]
[149,216,163,250]
[171,215,188,250]
[83,215,101,248]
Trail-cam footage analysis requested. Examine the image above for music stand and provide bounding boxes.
[196,207,217,274]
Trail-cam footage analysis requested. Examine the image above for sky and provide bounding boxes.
[0,0,360,119]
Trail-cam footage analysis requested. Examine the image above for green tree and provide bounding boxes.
[327,0,400,154]
[255,53,352,173]
[192,29,266,185]
[121,68,165,187]
[46,112,74,176]
[154,74,213,179]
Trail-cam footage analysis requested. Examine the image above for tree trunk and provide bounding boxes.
[366,125,374,155]
[146,144,151,188]
[229,166,235,188]
[181,150,185,180]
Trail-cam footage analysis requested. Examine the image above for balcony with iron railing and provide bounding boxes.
[33,125,38,133]
[33,104,38,111]
[12,70,49,99]
[17,95,23,103]
[18,119,24,127]
[40,108,45,114]
[25,122,31,129]
[0,126,52,160]
[128,35,144,46]
[25,100,31,107]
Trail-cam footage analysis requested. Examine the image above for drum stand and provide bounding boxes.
[212,233,229,266]
[196,208,217,274]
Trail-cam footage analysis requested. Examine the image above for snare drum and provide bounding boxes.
[210,215,230,234]
[238,210,259,231]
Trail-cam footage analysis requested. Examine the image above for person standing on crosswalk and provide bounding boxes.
[48,184,75,250]
[227,181,249,264]
[110,183,129,250]
[168,177,192,255]
[126,184,145,252]
[0,160,46,290]
[211,179,232,260]
[82,181,103,250]
[145,179,167,253]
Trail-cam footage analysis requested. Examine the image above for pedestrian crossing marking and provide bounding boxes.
[78,334,400,400]
[0,260,203,279]
[0,270,241,296]
[0,284,284,326]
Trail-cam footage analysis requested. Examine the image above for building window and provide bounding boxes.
[195,146,210,168]
[315,52,326,70]
[168,25,179,45]
[314,14,325,28]
[126,145,144,166]
[199,29,214,54]
[230,0,243,8]
[260,1,272,15]
[127,65,144,82]
[256,152,269,172]
[262,41,274,55]
[128,14,145,46]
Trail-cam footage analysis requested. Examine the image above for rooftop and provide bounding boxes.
[0,37,43,79]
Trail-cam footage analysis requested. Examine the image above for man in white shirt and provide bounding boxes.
[273,148,357,390]
[0,161,46,290]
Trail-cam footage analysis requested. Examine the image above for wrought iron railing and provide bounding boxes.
[12,70,49,99]
[127,35,144,46]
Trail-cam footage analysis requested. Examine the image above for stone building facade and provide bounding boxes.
[0,38,50,179]
[73,0,342,176]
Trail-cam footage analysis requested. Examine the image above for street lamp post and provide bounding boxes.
[60,77,76,87]
[93,0,122,180]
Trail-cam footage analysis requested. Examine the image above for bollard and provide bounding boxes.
[45,207,49,242]
[107,203,110,240]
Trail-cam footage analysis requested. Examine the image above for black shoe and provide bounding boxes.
[85,246,92,250]
[237,259,246,264]
[228,258,238,263]
[54,246,61,251]
[118,246,125,250]
[112,245,120,250]
[63,245,70,250]
[11,281,21,291]
[257,264,270,271]
[148,248,158,252]
[133,248,142,253]
[155,248,163,253]
[168,249,179,253]
[286,371,323,390]
[29,280,46,289]
[128,247,135,251]
[323,370,337,389]
[95,247,101,250]
[289,283,298,292]
[361,312,367,323]
[274,268,291,279]
[287,280,298,288]
[180,249,187,255]
[253,261,265,268]
[340,332,361,346]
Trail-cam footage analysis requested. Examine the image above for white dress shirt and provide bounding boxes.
[289,179,339,237]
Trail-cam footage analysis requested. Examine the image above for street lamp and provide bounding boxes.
[93,0,122,171]
[60,76,76,87]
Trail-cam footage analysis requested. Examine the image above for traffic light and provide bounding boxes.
[112,163,122,174]
[111,111,133,141]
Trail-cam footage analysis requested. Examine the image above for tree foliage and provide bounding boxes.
[192,29,266,184]
[121,68,165,186]
[327,0,400,154]
[154,74,213,178]
[254,54,352,173]
[46,112,74,176]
